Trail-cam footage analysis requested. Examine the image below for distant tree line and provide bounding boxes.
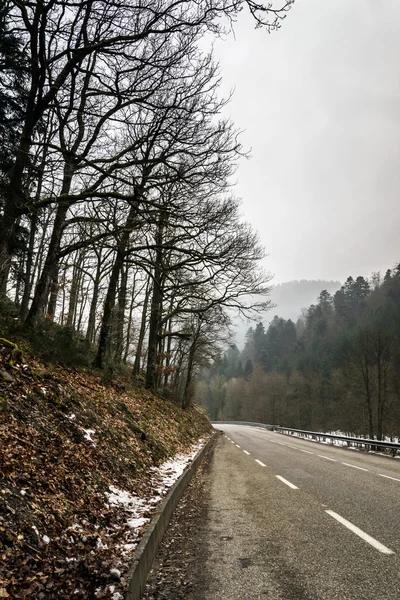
[0,0,294,404]
[196,267,400,439]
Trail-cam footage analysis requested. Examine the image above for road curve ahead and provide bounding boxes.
[201,424,400,600]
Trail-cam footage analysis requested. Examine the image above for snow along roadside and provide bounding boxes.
[94,435,215,600]
[125,431,219,600]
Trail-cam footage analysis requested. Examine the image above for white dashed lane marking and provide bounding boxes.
[230,432,400,488]
[378,474,400,482]
[342,462,369,472]
[276,475,298,489]
[325,510,394,555]
[318,455,337,462]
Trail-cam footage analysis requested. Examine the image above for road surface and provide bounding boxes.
[146,424,400,599]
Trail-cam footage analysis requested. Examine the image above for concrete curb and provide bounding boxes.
[126,430,219,600]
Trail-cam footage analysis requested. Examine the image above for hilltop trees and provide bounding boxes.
[197,265,400,437]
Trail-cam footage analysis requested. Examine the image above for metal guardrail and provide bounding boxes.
[211,421,400,455]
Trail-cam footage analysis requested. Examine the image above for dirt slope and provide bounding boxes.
[0,338,212,599]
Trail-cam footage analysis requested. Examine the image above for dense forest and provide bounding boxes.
[196,267,400,439]
[0,1,294,405]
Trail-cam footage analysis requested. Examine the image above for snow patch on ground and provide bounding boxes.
[81,428,96,444]
[95,437,208,598]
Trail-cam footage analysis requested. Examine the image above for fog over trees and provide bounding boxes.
[196,266,400,439]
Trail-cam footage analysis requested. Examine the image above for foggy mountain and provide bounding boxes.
[234,279,341,346]
[269,280,342,323]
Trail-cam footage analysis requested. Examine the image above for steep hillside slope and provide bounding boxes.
[0,338,212,599]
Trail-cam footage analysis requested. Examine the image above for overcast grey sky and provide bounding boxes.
[214,0,400,284]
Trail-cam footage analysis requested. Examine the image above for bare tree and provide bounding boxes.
[0,0,293,294]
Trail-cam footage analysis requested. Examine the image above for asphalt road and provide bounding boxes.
[201,424,400,600]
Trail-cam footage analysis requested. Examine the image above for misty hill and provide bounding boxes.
[269,279,342,323]
[233,279,341,346]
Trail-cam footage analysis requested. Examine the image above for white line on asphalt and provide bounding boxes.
[231,441,235,444]
[243,450,251,455]
[286,444,298,449]
[276,475,298,489]
[379,474,400,482]
[277,442,287,446]
[236,444,241,448]
[325,510,394,555]
[342,462,369,472]
[318,455,337,462]
[300,449,314,454]
[255,459,266,467]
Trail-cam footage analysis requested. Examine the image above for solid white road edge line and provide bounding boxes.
[276,475,298,489]
[342,462,369,472]
[325,510,394,555]
[255,459,266,467]
[243,450,251,455]
[318,455,337,462]
[379,474,400,482]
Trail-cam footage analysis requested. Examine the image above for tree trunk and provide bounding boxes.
[145,218,165,390]
[0,132,33,295]
[93,250,122,368]
[19,131,51,319]
[67,254,83,328]
[76,274,88,333]
[25,160,75,327]
[182,339,196,408]
[93,199,140,368]
[14,249,25,306]
[113,264,128,363]
[86,250,104,342]
[123,273,136,363]
[163,316,174,387]
[46,271,59,319]
[86,279,99,342]
[20,212,38,320]
[132,275,151,378]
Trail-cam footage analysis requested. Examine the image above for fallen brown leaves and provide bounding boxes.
[0,341,212,599]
